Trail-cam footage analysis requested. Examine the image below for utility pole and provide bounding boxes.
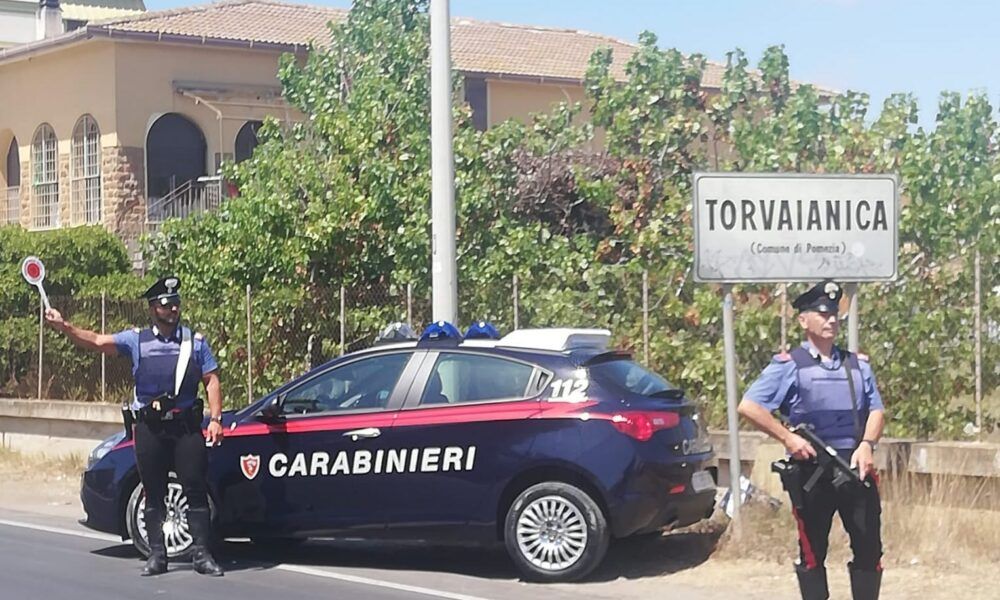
[430,0,457,323]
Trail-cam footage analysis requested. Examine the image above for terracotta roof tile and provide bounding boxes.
[98,1,340,47]
[95,0,736,87]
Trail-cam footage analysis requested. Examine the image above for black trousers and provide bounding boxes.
[133,416,209,516]
[791,463,883,572]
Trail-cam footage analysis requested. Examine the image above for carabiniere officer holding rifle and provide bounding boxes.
[737,280,885,600]
[45,276,225,577]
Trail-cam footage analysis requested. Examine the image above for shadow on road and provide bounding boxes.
[201,520,726,583]
[91,544,140,559]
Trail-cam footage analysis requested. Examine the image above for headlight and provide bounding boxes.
[87,431,126,469]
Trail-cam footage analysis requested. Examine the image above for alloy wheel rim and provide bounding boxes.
[515,495,588,571]
[137,482,193,557]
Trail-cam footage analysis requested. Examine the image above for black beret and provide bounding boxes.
[141,276,181,303]
[792,279,842,313]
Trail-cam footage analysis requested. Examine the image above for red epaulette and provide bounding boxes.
[857,352,869,362]
[773,351,792,363]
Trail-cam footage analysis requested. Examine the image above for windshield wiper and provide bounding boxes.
[649,388,683,400]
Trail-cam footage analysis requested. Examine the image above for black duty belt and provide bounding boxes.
[133,397,203,424]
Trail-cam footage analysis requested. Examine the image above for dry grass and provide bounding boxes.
[0,447,84,481]
[714,470,1000,569]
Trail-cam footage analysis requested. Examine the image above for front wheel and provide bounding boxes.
[503,481,610,582]
[125,474,215,560]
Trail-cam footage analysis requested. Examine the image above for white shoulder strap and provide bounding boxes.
[175,326,193,396]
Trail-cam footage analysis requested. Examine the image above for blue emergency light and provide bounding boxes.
[419,321,464,342]
[464,321,500,340]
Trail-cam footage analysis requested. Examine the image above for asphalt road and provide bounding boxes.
[0,509,718,600]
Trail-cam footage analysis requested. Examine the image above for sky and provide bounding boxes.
[144,0,1000,128]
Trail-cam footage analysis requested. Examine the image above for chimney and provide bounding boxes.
[36,0,64,40]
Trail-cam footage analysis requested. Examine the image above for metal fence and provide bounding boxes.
[4,272,996,436]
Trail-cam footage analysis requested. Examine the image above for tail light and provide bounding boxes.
[610,411,680,441]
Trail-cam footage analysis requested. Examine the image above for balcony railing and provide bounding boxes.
[4,186,20,226]
[146,176,225,233]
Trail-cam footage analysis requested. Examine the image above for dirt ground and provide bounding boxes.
[1,449,997,599]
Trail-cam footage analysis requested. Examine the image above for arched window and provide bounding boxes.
[3,137,19,226]
[31,124,59,229]
[234,120,263,163]
[71,115,102,225]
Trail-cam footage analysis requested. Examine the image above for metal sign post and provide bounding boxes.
[845,282,860,353]
[721,285,742,526]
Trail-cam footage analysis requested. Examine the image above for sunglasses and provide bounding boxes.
[154,297,181,308]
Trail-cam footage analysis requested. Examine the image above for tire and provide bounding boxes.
[125,473,215,561]
[503,481,610,583]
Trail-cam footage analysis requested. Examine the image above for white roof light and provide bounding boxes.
[497,328,612,352]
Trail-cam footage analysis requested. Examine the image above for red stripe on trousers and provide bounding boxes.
[792,507,819,570]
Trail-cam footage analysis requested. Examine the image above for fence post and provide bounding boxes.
[340,285,346,356]
[642,270,649,365]
[101,291,106,403]
[246,284,253,405]
[974,245,982,441]
[406,283,413,327]
[37,297,43,401]
[512,274,519,330]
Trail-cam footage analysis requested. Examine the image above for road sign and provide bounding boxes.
[692,173,899,282]
[21,256,51,311]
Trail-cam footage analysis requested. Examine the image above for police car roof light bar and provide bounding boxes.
[497,328,611,352]
[419,320,464,342]
[464,321,501,340]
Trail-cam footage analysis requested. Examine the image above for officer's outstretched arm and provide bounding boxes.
[43,308,118,355]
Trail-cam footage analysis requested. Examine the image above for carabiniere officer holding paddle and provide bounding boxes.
[45,276,225,577]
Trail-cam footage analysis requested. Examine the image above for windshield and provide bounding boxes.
[588,359,680,397]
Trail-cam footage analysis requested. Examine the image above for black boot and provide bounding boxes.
[849,563,882,600]
[188,508,224,577]
[141,508,168,576]
[795,564,829,600]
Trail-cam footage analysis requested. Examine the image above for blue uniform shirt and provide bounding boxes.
[745,342,883,448]
[113,324,219,410]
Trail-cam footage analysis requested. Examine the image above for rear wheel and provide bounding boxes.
[503,481,609,582]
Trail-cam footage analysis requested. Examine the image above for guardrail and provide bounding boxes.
[0,399,122,457]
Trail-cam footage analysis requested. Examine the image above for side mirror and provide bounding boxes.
[258,395,285,422]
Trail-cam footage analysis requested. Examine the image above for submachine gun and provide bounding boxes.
[771,421,870,509]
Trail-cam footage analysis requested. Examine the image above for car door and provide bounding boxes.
[385,350,550,541]
[211,350,423,537]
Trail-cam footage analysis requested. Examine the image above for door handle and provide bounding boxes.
[343,427,381,441]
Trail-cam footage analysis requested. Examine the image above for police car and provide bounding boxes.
[81,323,716,582]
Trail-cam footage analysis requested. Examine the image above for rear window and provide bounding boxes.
[588,359,680,397]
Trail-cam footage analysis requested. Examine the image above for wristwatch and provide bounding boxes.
[861,439,879,451]
[210,415,223,424]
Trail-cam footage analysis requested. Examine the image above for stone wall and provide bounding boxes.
[17,157,28,228]
[102,145,146,240]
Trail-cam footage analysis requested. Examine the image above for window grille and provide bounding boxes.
[31,124,59,230]
[71,115,102,225]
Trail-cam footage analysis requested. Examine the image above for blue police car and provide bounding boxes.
[81,325,716,582]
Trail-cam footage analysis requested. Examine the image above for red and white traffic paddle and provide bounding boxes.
[21,256,51,311]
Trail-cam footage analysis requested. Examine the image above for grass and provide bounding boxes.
[0,447,84,481]
[714,469,1000,568]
